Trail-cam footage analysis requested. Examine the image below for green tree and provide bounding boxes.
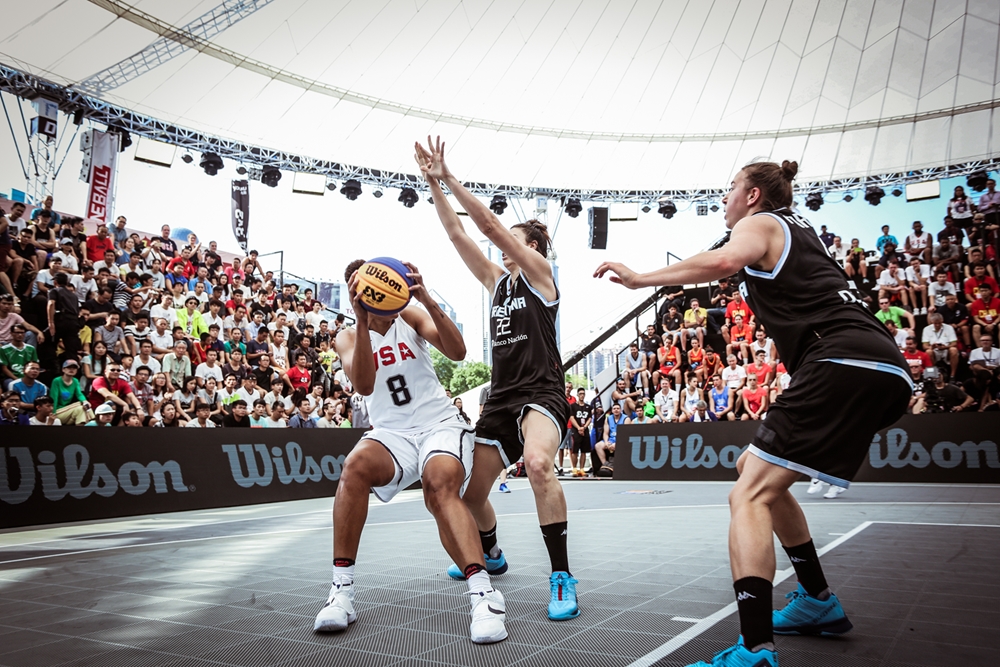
[450,361,492,395]
[430,348,457,390]
[565,373,589,391]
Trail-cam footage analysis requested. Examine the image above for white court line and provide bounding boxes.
[623,520,1000,667]
[671,617,702,623]
[2,503,998,566]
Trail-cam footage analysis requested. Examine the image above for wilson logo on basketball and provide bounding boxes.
[364,265,405,293]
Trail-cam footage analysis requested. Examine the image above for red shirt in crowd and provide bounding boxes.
[970,297,1000,324]
[902,349,932,368]
[965,276,999,299]
[88,377,134,409]
[747,361,770,385]
[730,322,751,343]
[726,300,754,323]
[742,386,767,413]
[167,257,196,279]
[85,235,115,263]
[286,366,312,391]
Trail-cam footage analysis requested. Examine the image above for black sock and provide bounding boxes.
[783,539,829,599]
[479,525,500,559]
[540,521,570,574]
[734,576,773,650]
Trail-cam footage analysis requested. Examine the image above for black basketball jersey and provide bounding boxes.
[738,208,907,376]
[488,271,564,404]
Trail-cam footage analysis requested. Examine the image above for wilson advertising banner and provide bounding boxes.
[0,428,365,529]
[615,414,1000,483]
[84,129,118,222]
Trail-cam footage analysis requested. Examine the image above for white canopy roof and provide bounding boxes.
[2,0,998,190]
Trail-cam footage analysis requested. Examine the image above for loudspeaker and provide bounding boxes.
[589,207,608,249]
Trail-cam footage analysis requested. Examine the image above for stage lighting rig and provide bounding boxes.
[398,187,418,208]
[200,152,223,176]
[864,186,885,206]
[658,200,677,219]
[261,166,281,188]
[805,192,823,211]
[490,195,507,215]
[564,198,582,218]
[341,179,362,200]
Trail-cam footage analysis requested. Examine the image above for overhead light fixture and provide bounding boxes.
[709,204,720,213]
[658,201,677,219]
[236,165,247,175]
[641,204,651,214]
[696,203,708,216]
[398,187,418,208]
[490,195,507,215]
[115,129,132,153]
[181,153,194,164]
[967,170,989,192]
[373,189,383,199]
[72,109,84,126]
[326,180,337,191]
[805,192,823,211]
[843,193,854,203]
[199,152,223,176]
[261,166,282,188]
[427,196,434,205]
[864,185,885,206]
[564,198,582,218]
[891,188,903,197]
[340,179,362,200]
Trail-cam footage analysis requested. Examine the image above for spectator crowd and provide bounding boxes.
[566,180,1000,476]
[0,199,368,428]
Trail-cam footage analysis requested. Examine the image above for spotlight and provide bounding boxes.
[199,152,223,176]
[843,193,853,203]
[864,185,885,206]
[427,196,434,205]
[373,189,383,199]
[261,166,281,188]
[398,187,418,208]
[658,201,677,219]
[696,203,708,216]
[72,109,84,126]
[326,181,337,191]
[641,204,651,214]
[490,195,507,215]
[564,198,582,218]
[967,170,989,192]
[340,179,362,200]
[236,165,247,175]
[891,188,903,197]
[181,153,193,164]
[710,204,720,213]
[805,192,823,211]
[117,130,132,152]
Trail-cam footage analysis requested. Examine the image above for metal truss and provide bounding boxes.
[2,62,998,206]
[78,0,277,96]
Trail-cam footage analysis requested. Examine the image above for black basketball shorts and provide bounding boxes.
[570,429,591,453]
[748,359,911,488]
[476,394,569,467]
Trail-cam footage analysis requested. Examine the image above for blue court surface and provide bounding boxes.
[0,480,997,667]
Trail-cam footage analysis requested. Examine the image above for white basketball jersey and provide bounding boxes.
[365,316,457,431]
[750,338,774,364]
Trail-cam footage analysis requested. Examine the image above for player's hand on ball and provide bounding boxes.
[403,262,428,304]
[594,262,640,289]
[347,271,368,327]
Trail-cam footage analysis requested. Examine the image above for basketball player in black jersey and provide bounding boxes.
[596,160,911,667]
[416,136,579,622]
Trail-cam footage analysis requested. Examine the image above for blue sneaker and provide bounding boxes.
[547,571,580,620]
[686,637,777,666]
[446,551,509,580]
[772,583,853,635]
[498,482,510,493]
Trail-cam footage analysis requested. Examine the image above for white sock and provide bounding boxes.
[333,564,355,586]
[467,570,492,596]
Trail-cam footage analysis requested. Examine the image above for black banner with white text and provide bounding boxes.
[231,179,249,253]
[615,414,1000,483]
[0,428,366,529]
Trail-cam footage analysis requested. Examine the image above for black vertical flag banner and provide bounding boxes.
[231,179,249,253]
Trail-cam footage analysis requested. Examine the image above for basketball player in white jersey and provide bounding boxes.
[313,260,507,644]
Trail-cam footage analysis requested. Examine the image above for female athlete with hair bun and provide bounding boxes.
[596,160,910,667]
[415,136,579,622]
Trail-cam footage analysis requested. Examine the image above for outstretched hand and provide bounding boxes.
[593,262,641,289]
[414,135,451,184]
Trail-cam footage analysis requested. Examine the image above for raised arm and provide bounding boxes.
[415,140,504,291]
[398,263,466,362]
[336,274,377,396]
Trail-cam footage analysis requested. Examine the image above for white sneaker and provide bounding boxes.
[807,479,824,495]
[314,583,356,632]
[823,485,846,499]
[469,589,508,644]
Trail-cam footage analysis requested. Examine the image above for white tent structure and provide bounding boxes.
[1,0,998,193]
